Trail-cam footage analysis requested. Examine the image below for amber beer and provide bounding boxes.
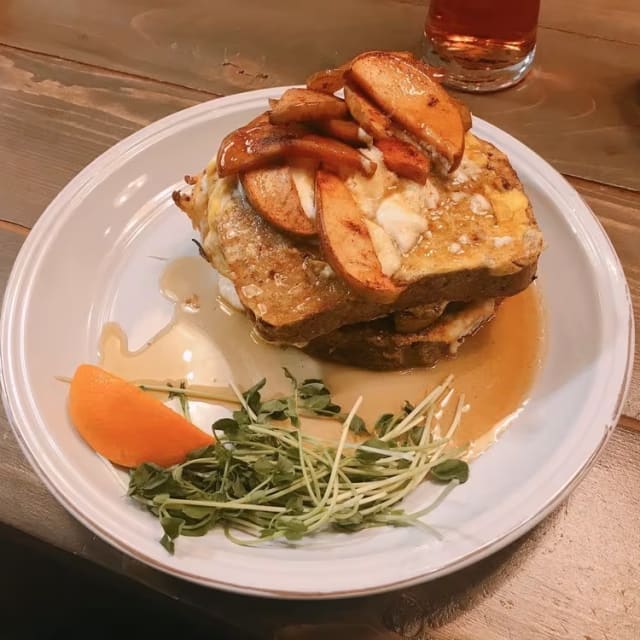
[424,0,541,92]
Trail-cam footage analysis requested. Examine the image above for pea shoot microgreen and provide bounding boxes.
[128,371,469,552]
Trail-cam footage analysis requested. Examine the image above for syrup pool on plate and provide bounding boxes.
[100,255,544,456]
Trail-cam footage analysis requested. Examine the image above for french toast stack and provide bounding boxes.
[174,52,543,370]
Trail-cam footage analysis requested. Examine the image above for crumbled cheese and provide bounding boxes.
[458,234,470,245]
[423,180,440,210]
[450,157,482,185]
[257,303,268,316]
[319,264,335,279]
[240,284,263,299]
[218,275,243,310]
[493,236,513,247]
[448,242,462,254]
[303,258,335,281]
[469,193,492,215]
[357,127,373,145]
[346,147,440,219]
[365,219,402,276]
[290,166,316,220]
[450,191,467,203]
[451,171,468,185]
[375,195,429,254]
[345,147,393,219]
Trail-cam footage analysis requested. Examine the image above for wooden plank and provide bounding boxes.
[568,178,640,422]
[619,414,640,433]
[539,0,640,46]
[457,26,640,192]
[0,220,29,235]
[0,2,638,191]
[0,46,207,228]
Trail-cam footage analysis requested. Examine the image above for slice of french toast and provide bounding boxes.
[303,299,497,370]
[174,132,540,344]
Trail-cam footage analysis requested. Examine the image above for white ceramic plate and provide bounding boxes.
[0,88,633,599]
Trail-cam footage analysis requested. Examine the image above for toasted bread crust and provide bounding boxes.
[212,195,397,343]
[304,299,496,370]
[393,301,448,333]
[206,191,535,344]
[176,133,541,344]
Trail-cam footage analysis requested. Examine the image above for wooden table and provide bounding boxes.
[1,1,638,637]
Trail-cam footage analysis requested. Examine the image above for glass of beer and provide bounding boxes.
[423,0,541,92]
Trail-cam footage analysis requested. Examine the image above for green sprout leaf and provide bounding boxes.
[130,374,468,552]
[431,459,469,484]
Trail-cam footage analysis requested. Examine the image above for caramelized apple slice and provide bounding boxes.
[343,83,393,140]
[306,65,348,94]
[315,171,403,303]
[387,51,444,82]
[346,51,464,171]
[313,118,373,146]
[376,138,431,184]
[217,122,304,177]
[304,52,439,95]
[269,88,348,124]
[241,166,316,238]
[451,97,472,132]
[246,111,271,127]
[285,134,376,177]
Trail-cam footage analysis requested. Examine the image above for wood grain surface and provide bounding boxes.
[572,178,640,421]
[0,1,639,191]
[0,1,638,638]
[0,46,204,229]
[539,0,640,45]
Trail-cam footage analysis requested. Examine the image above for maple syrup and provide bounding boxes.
[100,256,544,457]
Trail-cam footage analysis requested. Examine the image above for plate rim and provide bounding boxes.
[0,87,635,599]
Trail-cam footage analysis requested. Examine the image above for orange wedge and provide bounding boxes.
[68,364,214,468]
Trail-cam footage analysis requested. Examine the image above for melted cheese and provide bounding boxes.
[469,193,491,215]
[218,275,243,310]
[290,166,316,220]
[344,147,437,257]
[376,195,429,254]
[345,147,394,219]
[488,188,528,224]
[450,157,482,185]
[365,219,402,276]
